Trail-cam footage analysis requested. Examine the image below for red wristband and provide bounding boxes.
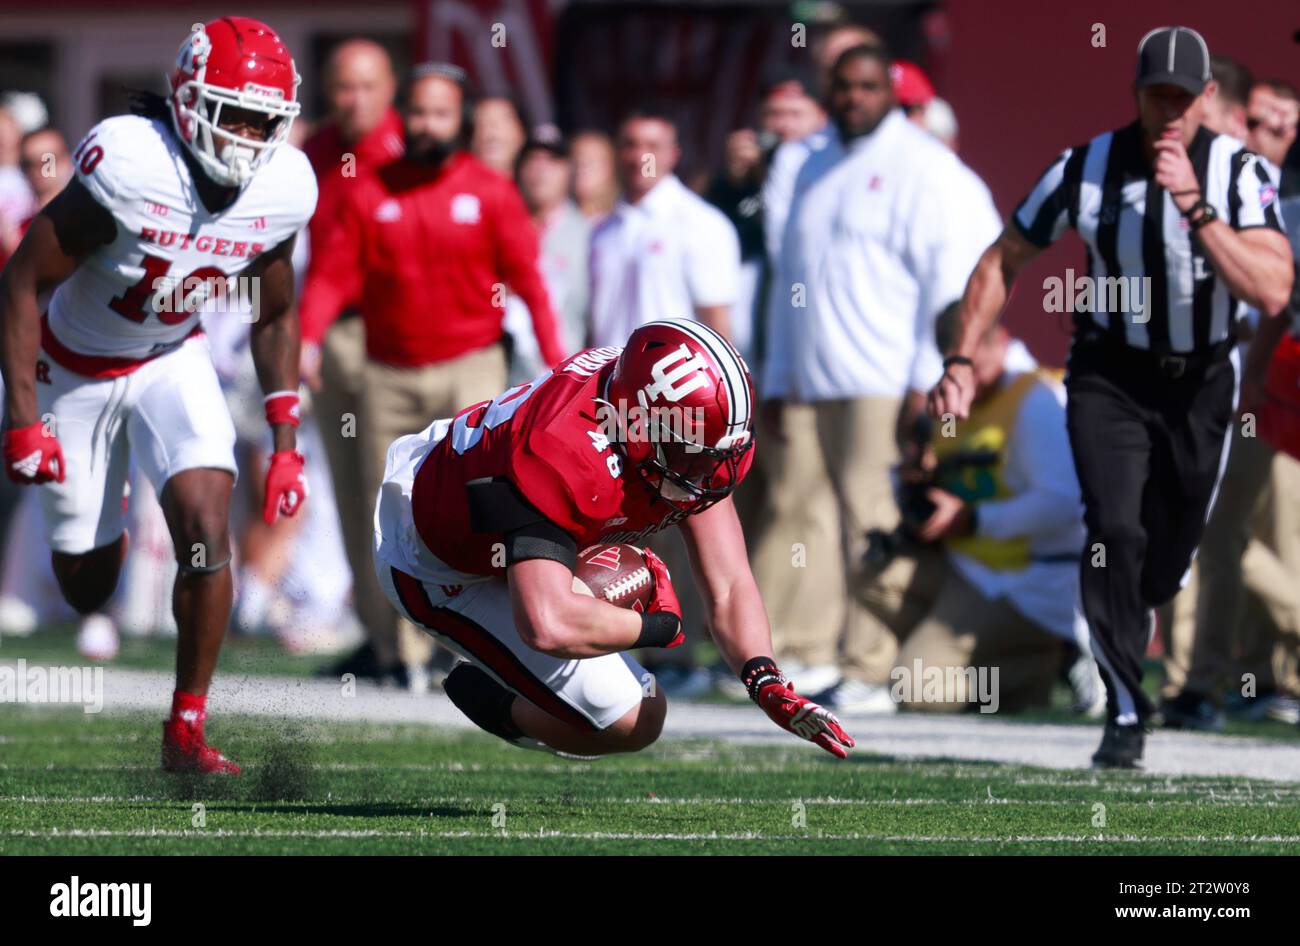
[264,391,301,428]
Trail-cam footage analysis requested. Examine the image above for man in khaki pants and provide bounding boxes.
[1160,79,1300,729]
[299,63,566,689]
[757,46,1000,712]
[300,40,405,686]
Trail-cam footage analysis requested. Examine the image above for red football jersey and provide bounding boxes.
[411,347,690,575]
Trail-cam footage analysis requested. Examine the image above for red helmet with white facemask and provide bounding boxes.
[168,17,301,188]
[602,319,756,514]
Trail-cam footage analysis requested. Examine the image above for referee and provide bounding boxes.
[928,26,1293,768]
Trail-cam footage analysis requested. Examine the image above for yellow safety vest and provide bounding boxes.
[932,369,1061,571]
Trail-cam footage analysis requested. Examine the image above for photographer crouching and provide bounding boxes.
[841,313,1103,715]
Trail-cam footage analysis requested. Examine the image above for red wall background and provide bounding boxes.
[942,0,1300,364]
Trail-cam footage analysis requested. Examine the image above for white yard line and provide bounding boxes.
[2,794,1293,807]
[7,828,1300,843]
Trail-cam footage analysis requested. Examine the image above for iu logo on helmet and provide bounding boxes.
[641,344,711,404]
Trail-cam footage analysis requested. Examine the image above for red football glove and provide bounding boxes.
[263,450,307,524]
[744,659,855,758]
[641,547,684,648]
[4,421,65,485]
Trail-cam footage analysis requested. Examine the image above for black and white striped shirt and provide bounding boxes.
[1014,122,1284,353]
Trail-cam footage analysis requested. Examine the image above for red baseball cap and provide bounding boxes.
[890,60,935,107]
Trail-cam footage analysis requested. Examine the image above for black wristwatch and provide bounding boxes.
[942,355,974,370]
[1184,199,1218,231]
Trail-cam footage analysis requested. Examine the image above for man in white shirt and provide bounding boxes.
[587,112,741,348]
[586,112,742,695]
[755,45,1001,709]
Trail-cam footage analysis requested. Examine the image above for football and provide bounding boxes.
[573,542,656,611]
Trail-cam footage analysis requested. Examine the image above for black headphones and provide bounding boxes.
[402,61,476,146]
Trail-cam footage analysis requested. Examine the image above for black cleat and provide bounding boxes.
[1160,691,1224,732]
[1091,722,1146,769]
[443,662,526,744]
[316,642,384,682]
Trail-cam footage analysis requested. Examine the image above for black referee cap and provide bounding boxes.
[1135,26,1211,95]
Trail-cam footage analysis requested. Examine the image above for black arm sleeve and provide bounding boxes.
[466,476,578,571]
[504,519,578,571]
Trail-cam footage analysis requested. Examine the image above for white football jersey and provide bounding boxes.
[48,114,317,359]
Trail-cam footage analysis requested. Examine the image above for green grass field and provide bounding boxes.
[3,707,1300,855]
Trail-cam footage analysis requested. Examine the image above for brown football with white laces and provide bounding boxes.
[573,543,655,611]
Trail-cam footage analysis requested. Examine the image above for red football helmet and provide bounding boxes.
[168,18,301,187]
[602,319,755,514]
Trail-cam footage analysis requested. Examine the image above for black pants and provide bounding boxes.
[1065,338,1236,726]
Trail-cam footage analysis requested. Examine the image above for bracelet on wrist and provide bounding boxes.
[741,656,786,703]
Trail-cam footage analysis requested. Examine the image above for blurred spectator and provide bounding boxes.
[889,60,958,150]
[205,310,355,655]
[587,109,741,695]
[759,72,827,145]
[704,72,826,364]
[299,62,566,690]
[571,130,619,220]
[1162,74,1300,730]
[1203,55,1253,142]
[703,128,763,361]
[757,44,1001,714]
[1,91,49,134]
[301,39,404,310]
[502,126,591,381]
[922,97,959,150]
[298,38,404,681]
[0,107,35,259]
[891,60,935,125]
[0,124,81,647]
[0,127,73,638]
[588,110,741,348]
[861,321,1098,714]
[1247,80,1299,167]
[472,96,527,176]
[812,22,885,88]
[0,484,73,638]
[19,126,71,216]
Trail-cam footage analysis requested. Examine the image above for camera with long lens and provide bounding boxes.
[863,414,999,572]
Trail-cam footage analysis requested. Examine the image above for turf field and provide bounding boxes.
[3,707,1300,855]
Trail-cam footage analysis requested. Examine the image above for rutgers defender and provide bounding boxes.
[375,319,855,757]
[0,18,316,773]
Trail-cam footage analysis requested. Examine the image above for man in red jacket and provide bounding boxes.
[299,62,567,688]
[299,39,405,686]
